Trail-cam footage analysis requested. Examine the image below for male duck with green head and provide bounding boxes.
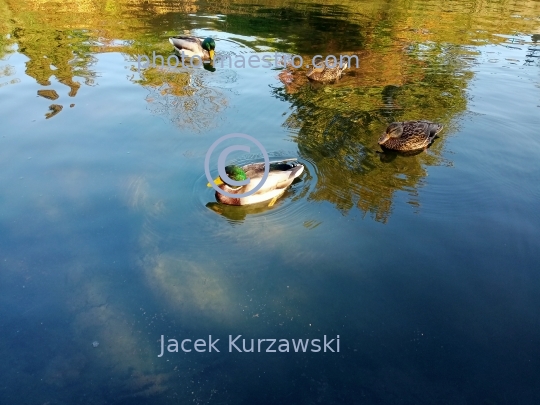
[207,160,304,206]
[168,36,215,62]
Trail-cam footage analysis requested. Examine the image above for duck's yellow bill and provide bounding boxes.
[207,177,223,187]
[209,50,215,60]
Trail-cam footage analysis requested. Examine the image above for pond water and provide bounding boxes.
[1,0,540,404]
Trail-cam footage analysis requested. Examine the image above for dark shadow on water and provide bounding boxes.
[202,62,217,72]
[206,200,278,222]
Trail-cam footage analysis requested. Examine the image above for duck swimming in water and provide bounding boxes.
[207,160,304,206]
[168,36,215,62]
[378,121,443,151]
[306,60,348,82]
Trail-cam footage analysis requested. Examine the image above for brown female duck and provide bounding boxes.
[306,60,348,82]
[378,121,443,151]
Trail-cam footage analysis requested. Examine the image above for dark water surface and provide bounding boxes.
[1,0,540,404]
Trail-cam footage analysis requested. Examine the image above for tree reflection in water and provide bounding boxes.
[272,41,471,222]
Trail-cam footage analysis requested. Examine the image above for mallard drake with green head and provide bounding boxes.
[378,121,443,151]
[207,160,304,206]
[306,60,348,82]
[168,36,215,61]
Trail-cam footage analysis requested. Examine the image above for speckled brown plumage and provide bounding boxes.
[306,61,348,82]
[378,121,443,151]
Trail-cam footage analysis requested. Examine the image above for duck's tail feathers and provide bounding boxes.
[287,162,304,179]
[267,160,304,180]
[428,123,444,138]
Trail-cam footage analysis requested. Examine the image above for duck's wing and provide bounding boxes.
[402,121,442,140]
[242,161,304,195]
[168,36,202,53]
[417,121,443,138]
[425,122,443,138]
[241,159,299,178]
[251,167,303,195]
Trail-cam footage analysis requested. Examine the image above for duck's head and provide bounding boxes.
[378,122,403,145]
[207,165,247,188]
[202,37,216,60]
